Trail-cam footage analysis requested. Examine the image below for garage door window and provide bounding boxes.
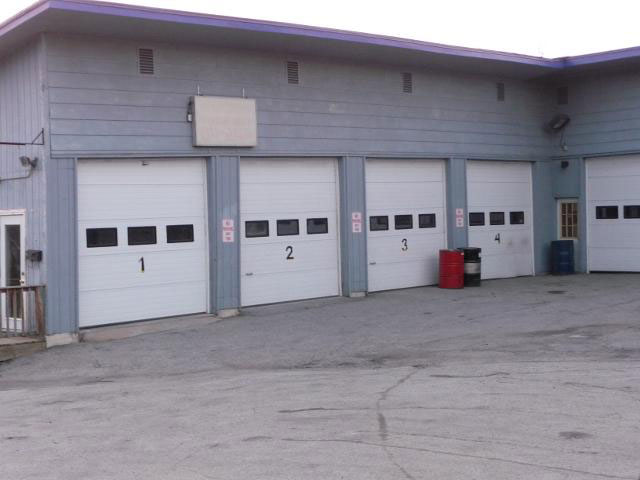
[86,228,118,248]
[128,226,157,245]
[307,218,328,234]
[510,211,525,225]
[469,212,485,226]
[596,206,618,219]
[490,212,505,225]
[419,213,436,228]
[167,224,194,243]
[277,219,299,236]
[245,220,269,238]
[394,215,413,230]
[624,205,640,219]
[370,216,389,231]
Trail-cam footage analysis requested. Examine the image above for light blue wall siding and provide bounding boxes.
[0,38,47,286]
[45,157,77,334]
[339,157,367,295]
[446,158,468,249]
[207,156,240,311]
[44,34,551,160]
[532,160,554,274]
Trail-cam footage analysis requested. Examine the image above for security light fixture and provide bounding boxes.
[547,114,570,132]
[19,156,38,168]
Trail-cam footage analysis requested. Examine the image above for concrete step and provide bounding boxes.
[0,337,46,363]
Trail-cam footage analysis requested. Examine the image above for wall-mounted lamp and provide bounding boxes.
[19,156,38,169]
[0,156,39,183]
[546,114,571,152]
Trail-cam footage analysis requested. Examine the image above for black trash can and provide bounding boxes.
[458,247,482,286]
[550,240,575,275]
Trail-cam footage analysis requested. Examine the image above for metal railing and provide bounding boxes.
[0,286,45,338]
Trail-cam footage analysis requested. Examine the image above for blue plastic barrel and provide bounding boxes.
[550,240,575,275]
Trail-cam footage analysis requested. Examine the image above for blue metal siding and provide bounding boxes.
[339,157,367,295]
[44,34,550,160]
[0,39,47,286]
[446,158,468,249]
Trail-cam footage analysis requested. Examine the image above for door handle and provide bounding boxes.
[369,261,377,265]
[245,272,254,276]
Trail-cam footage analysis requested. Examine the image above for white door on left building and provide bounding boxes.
[78,158,208,328]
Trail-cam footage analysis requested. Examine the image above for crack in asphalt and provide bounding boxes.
[374,367,424,480]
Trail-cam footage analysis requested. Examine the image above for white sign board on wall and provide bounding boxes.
[191,96,257,147]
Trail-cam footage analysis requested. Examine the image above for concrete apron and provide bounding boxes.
[78,313,221,343]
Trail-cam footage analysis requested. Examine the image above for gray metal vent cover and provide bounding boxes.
[138,48,154,75]
[402,72,413,93]
[287,61,299,84]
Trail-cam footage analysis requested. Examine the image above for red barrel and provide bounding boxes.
[439,249,464,289]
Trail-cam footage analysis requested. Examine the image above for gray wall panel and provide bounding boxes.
[339,157,367,295]
[45,34,550,160]
[0,39,47,287]
[207,156,240,311]
[532,161,554,275]
[446,158,468,249]
[45,157,77,334]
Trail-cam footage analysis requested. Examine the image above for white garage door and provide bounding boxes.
[467,161,534,280]
[587,155,640,272]
[240,158,340,306]
[78,158,208,327]
[366,159,447,292]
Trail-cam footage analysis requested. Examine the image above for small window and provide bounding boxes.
[469,212,485,226]
[138,48,154,75]
[419,213,436,228]
[394,215,413,230]
[287,61,299,84]
[510,211,525,225]
[167,224,194,243]
[402,72,413,93]
[557,86,568,105]
[86,228,118,248]
[369,216,389,231]
[624,205,640,219]
[490,212,505,225]
[128,226,157,245]
[596,206,618,219]
[496,82,505,101]
[245,221,269,238]
[559,201,577,239]
[307,218,328,235]
[277,219,299,236]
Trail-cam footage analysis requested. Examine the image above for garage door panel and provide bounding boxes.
[467,183,530,208]
[366,160,444,182]
[77,158,205,185]
[80,282,207,327]
[366,159,447,292]
[78,158,208,327]
[588,177,640,202]
[588,156,640,177]
[241,158,336,183]
[240,158,340,306]
[367,183,444,210]
[467,161,534,280]
[240,184,336,214]
[79,185,205,221]
[587,156,640,271]
[241,240,338,275]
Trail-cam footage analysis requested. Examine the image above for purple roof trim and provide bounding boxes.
[3,0,640,70]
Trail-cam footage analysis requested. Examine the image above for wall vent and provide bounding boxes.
[402,72,413,93]
[287,61,300,84]
[138,48,155,75]
[496,82,505,101]
[557,86,568,105]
